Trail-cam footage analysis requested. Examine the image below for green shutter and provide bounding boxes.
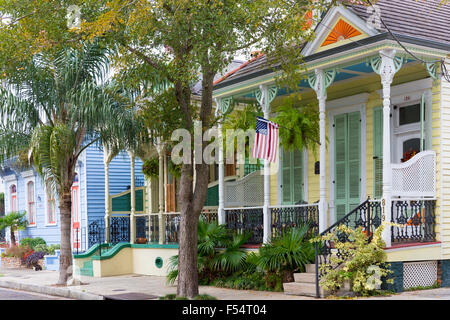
[281,148,304,204]
[334,112,361,222]
[348,112,361,212]
[335,114,348,221]
[373,107,383,199]
[282,149,292,204]
[293,149,304,203]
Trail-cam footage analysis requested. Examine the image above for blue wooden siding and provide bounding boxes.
[85,145,144,226]
[1,144,143,247]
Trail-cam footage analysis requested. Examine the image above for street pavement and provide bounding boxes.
[0,287,70,300]
[1,267,450,300]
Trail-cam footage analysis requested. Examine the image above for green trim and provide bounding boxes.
[72,243,110,259]
[87,242,179,261]
[155,257,163,269]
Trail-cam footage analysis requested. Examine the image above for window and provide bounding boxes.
[10,184,17,212]
[46,180,57,225]
[399,103,423,126]
[27,181,36,225]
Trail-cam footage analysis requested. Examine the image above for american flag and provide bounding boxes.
[252,116,279,163]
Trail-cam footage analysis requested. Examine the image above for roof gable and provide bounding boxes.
[302,4,378,56]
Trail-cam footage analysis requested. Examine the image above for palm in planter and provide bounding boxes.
[0,211,28,247]
[257,224,315,283]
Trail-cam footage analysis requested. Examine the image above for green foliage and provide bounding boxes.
[257,225,315,281]
[33,243,60,255]
[166,220,251,285]
[4,245,29,259]
[312,224,393,297]
[0,211,28,233]
[19,237,46,251]
[142,157,159,178]
[272,99,320,155]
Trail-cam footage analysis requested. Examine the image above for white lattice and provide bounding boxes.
[224,170,264,207]
[392,151,436,198]
[403,261,437,289]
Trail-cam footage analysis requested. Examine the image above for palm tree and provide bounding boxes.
[0,211,28,247]
[0,41,139,285]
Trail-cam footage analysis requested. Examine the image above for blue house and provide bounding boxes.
[0,143,144,252]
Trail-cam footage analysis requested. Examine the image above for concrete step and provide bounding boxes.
[283,282,323,297]
[294,272,316,283]
[305,264,316,273]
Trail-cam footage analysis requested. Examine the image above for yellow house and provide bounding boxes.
[211,0,450,294]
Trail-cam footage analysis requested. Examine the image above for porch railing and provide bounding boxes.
[270,204,319,239]
[391,150,436,198]
[391,199,437,244]
[225,207,264,245]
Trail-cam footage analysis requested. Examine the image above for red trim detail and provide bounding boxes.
[384,241,441,250]
[213,53,265,86]
[240,244,261,249]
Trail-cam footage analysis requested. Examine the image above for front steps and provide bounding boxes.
[283,264,325,298]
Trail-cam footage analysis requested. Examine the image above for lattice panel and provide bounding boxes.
[224,170,263,207]
[403,261,437,289]
[392,151,436,198]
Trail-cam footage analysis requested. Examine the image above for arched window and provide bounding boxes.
[46,180,56,224]
[27,181,36,225]
[10,184,17,212]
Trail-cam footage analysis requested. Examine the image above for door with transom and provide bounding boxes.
[334,111,361,222]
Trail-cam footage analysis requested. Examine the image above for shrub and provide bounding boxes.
[19,237,46,251]
[5,245,30,259]
[257,224,315,283]
[312,224,393,297]
[25,251,46,268]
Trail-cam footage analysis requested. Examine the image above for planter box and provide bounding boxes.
[1,256,24,268]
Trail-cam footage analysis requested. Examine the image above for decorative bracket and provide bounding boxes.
[308,68,336,98]
[218,96,233,115]
[425,62,439,86]
[255,85,278,112]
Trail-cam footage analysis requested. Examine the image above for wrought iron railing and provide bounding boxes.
[391,199,436,244]
[200,207,218,223]
[165,213,181,244]
[110,216,130,244]
[270,204,319,240]
[225,207,264,244]
[135,215,148,242]
[314,198,382,297]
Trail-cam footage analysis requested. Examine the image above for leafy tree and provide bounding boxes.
[79,0,336,298]
[0,211,28,247]
[0,41,139,284]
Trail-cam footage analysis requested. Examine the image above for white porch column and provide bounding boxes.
[214,102,226,225]
[158,142,166,244]
[373,49,402,247]
[309,69,335,233]
[103,143,115,243]
[257,85,276,244]
[128,150,136,244]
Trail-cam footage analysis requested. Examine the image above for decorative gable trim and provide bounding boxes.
[302,4,379,57]
[321,18,362,47]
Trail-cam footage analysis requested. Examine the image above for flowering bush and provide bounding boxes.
[312,224,393,296]
[25,251,46,268]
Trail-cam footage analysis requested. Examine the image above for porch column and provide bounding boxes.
[158,142,166,244]
[214,102,226,225]
[309,69,335,233]
[372,49,403,247]
[256,85,277,244]
[103,144,114,243]
[128,150,136,244]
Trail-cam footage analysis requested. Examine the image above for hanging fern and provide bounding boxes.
[142,157,159,178]
[272,96,320,155]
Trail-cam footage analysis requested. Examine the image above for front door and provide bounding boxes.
[334,111,361,222]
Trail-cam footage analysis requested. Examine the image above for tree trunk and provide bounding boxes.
[10,227,15,247]
[57,191,73,285]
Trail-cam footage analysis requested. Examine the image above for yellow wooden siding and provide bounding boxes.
[440,61,450,257]
[432,78,441,246]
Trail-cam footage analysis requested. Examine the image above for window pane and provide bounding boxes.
[399,104,424,126]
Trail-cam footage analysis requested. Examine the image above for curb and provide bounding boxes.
[0,279,104,300]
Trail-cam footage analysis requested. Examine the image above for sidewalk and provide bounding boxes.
[0,267,315,300]
[1,267,450,300]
